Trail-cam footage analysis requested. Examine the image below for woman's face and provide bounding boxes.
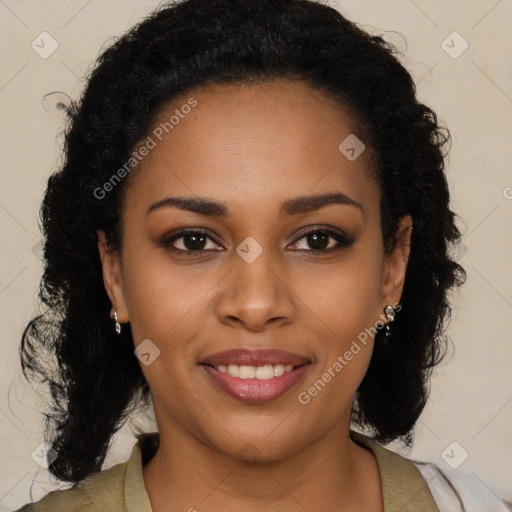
[98,78,410,460]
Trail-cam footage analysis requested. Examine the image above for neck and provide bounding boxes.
[142,420,383,512]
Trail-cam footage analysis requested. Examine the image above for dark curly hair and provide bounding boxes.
[20,0,465,484]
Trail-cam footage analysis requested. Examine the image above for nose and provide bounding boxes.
[216,247,296,332]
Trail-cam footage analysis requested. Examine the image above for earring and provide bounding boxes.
[383,305,396,337]
[114,309,121,335]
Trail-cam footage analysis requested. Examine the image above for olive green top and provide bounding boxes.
[15,430,438,511]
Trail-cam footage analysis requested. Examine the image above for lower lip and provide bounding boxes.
[201,364,311,403]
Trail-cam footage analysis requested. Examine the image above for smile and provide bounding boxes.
[212,363,295,379]
[199,348,312,403]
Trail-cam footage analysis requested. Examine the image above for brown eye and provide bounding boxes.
[162,229,223,254]
[289,228,355,254]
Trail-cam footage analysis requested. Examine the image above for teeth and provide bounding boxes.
[215,363,296,379]
[239,365,255,379]
[255,365,274,379]
[274,364,285,377]
[227,364,239,377]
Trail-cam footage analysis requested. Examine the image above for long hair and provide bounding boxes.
[20,0,465,483]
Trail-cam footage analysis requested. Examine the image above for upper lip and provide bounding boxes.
[201,348,311,367]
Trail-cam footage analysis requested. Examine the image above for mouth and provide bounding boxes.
[202,362,299,379]
[199,348,312,403]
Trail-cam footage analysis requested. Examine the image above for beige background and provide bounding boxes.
[1,0,511,509]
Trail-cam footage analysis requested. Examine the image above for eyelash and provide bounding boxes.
[161,227,355,256]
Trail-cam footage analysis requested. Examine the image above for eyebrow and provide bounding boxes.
[146,192,364,217]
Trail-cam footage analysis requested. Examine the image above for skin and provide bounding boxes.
[98,78,412,512]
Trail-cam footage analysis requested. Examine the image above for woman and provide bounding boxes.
[14,0,510,510]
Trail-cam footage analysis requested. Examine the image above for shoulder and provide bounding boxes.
[13,457,129,512]
[350,430,511,512]
[350,430,439,509]
[414,461,512,512]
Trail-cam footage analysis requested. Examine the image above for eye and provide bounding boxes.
[161,226,355,256]
[288,228,355,254]
[161,228,223,254]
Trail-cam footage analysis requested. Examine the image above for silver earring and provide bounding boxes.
[114,309,121,335]
[383,305,396,337]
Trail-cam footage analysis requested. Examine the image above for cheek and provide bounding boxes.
[121,247,220,353]
[294,262,381,423]
[293,252,384,338]
[290,246,384,408]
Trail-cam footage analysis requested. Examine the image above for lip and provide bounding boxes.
[199,348,312,404]
[201,363,311,403]
[201,348,310,367]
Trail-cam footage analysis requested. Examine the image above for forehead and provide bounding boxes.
[123,79,378,219]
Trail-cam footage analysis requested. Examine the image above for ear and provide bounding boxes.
[380,215,413,309]
[97,230,129,323]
